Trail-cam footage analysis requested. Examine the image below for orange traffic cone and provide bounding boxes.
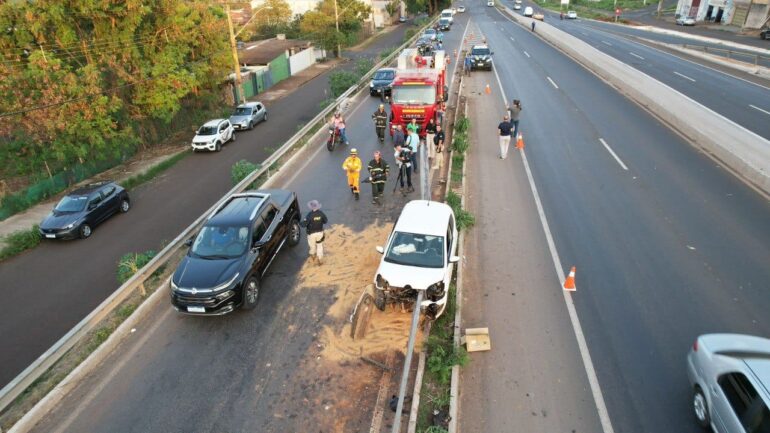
[563,266,576,291]
[516,133,524,149]
[484,84,491,95]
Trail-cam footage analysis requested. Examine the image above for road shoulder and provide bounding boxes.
[456,71,604,432]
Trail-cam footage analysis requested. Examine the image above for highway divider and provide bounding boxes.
[498,4,770,196]
[0,16,438,430]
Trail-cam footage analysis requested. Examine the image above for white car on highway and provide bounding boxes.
[513,3,522,9]
[192,119,235,152]
[374,200,459,319]
[523,6,534,16]
[567,10,577,19]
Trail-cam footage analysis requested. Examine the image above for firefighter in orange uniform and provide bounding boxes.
[342,148,362,200]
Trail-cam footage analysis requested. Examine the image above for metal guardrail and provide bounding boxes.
[682,43,770,66]
[0,16,437,416]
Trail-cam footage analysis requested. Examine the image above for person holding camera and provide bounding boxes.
[405,129,420,173]
[367,151,390,205]
[394,144,414,194]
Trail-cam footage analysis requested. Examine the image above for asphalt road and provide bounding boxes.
[24,15,470,433]
[470,4,770,433]
[503,2,770,142]
[0,23,410,390]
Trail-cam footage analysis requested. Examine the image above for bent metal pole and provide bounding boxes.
[392,289,424,433]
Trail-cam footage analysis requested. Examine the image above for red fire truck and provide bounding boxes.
[389,48,447,138]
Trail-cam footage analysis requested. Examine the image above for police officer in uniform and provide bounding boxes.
[301,200,328,265]
[372,104,388,144]
[367,151,389,205]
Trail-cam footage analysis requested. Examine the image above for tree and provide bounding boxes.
[300,0,372,55]
[237,0,293,41]
[0,0,230,178]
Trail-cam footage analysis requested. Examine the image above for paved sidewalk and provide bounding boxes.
[456,71,604,432]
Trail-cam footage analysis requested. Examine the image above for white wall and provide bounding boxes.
[289,48,316,75]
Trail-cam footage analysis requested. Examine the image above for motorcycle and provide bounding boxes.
[327,126,343,151]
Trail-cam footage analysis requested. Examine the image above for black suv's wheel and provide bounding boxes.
[374,289,386,311]
[693,387,710,429]
[287,220,301,247]
[119,198,130,213]
[241,276,260,310]
[79,223,92,239]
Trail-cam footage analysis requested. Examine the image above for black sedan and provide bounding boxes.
[39,181,130,240]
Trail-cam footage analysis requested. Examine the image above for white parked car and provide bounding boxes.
[513,3,522,10]
[457,5,466,12]
[374,200,459,319]
[487,1,494,6]
[515,0,522,3]
[567,10,577,19]
[676,16,696,25]
[523,6,534,16]
[192,119,234,152]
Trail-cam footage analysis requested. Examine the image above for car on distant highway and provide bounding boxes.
[533,12,545,20]
[457,5,466,12]
[373,200,459,319]
[192,119,234,152]
[440,8,454,23]
[439,18,452,31]
[676,15,696,25]
[567,10,577,19]
[523,6,534,16]
[513,3,522,10]
[229,101,267,131]
[39,181,130,240]
[370,67,396,97]
[170,190,301,315]
[399,15,407,23]
[687,333,770,433]
[760,27,769,40]
[487,0,494,6]
[423,28,438,41]
[469,44,494,70]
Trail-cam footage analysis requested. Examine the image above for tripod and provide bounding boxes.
[392,161,413,194]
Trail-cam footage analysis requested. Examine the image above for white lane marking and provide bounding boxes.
[599,138,629,171]
[547,76,559,89]
[673,71,696,82]
[490,44,616,433]
[601,40,613,46]
[629,52,645,60]
[510,36,516,42]
[750,104,770,116]
[524,50,531,58]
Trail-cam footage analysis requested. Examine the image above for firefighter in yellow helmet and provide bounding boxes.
[342,148,362,200]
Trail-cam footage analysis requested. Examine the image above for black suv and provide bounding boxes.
[370,68,396,98]
[170,189,301,315]
[470,45,493,71]
[39,180,130,240]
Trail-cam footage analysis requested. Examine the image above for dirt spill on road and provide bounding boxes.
[279,222,425,432]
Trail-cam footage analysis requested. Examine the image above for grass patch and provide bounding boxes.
[446,191,475,231]
[117,250,157,284]
[451,154,464,184]
[0,225,41,262]
[121,151,188,192]
[231,159,261,187]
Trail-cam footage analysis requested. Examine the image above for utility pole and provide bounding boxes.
[225,3,245,105]
[334,0,342,58]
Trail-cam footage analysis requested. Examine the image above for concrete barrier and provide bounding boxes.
[500,6,770,195]
[640,38,770,80]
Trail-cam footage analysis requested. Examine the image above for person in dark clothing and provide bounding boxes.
[301,200,328,265]
[433,124,446,153]
[394,144,414,193]
[372,104,388,143]
[392,125,405,148]
[531,21,536,31]
[425,118,437,161]
[507,99,523,140]
[367,151,390,205]
[498,114,513,159]
[464,54,472,75]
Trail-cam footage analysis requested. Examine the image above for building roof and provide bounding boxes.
[238,38,312,66]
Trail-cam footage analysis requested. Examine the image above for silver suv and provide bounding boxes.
[687,334,770,432]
